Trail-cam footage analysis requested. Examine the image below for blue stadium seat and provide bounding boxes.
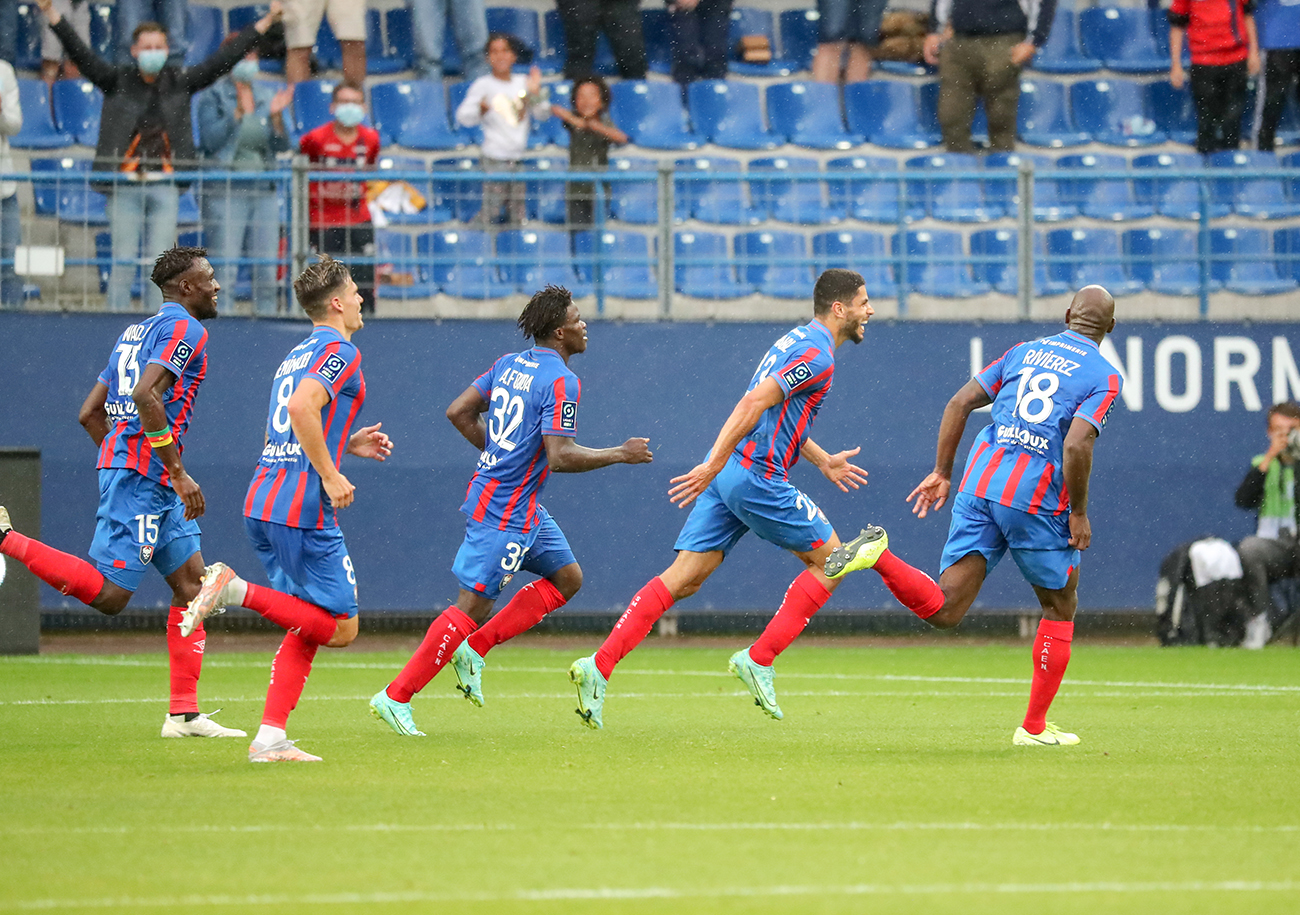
[1150,8,1193,69]
[52,80,103,147]
[1208,150,1300,219]
[487,7,542,65]
[1029,7,1102,74]
[1209,227,1299,294]
[736,231,813,298]
[177,187,199,225]
[1146,81,1199,146]
[826,156,920,224]
[766,82,861,149]
[1282,152,1300,195]
[30,157,106,223]
[675,231,751,298]
[894,229,990,298]
[1131,153,1223,221]
[675,157,759,225]
[185,5,225,67]
[370,81,463,150]
[366,9,408,74]
[607,156,659,224]
[642,9,673,75]
[376,155,453,225]
[419,229,512,299]
[687,80,781,151]
[13,79,75,148]
[842,81,939,149]
[983,152,1077,221]
[14,2,43,70]
[432,156,483,223]
[375,230,438,299]
[533,81,572,149]
[446,81,483,146]
[498,228,592,296]
[573,230,658,298]
[1057,154,1156,221]
[523,157,569,224]
[779,9,820,72]
[812,230,898,297]
[970,229,1070,297]
[609,81,701,150]
[1273,227,1300,283]
[749,156,836,225]
[95,231,144,297]
[728,8,796,76]
[1016,79,1090,147]
[293,80,340,135]
[386,8,417,72]
[1045,228,1146,296]
[88,2,115,58]
[905,153,1002,223]
[1079,7,1168,73]
[1071,79,1165,147]
[1123,228,1218,297]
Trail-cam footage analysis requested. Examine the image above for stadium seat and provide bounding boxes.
[177,187,199,225]
[749,157,837,225]
[1131,153,1223,221]
[983,152,1077,221]
[606,156,660,224]
[894,229,990,298]
[1016,79,1090,148]
[1208,151,1300,219]
[446,81,484,146]
[431,156,483,223]
[533,81,572,149]
[13,79,76,149]
[1150,8,1193,69]
[1123,228,1218,297]
[1283,152,1300,195]
[523,157,569,224]
[1273,227,1300,283]
[1146,82,1198,146]
[95,231,144,297]
[375,156,453,225]
[1029,7,1102,74]
[779,8,820,72]
[1209,227,1299,294]
[825,156,920,224]
[609,81,701,150]
[735,231,813,298]
[1057,154,1155,221]
[185,5,224,67]
[88,2,115,58]
[766,82,861,150]
[573,230,658,298]
[686,81,781,151]
[366,9,408,74]
[498,228,592,296]
[1079,7,1168,74]
[1045,228,1146,296]
[1071,80,1165,147]
[292,80,341,135]
[486,7,542,66]
[13,2,43,70]
[675,231,751,298]
[728,8,796,76]
[642,9,673,75]
[30,157,106,224]
[812,230,898,298]
[905,153,1003,223]
[970,229,1070,297]
[675,157,758,225]
[386,8,417,72]
[419,229,513,299]
[52,80,103,147]
[370,81,463,150]
[842,81,939,149]
[375,230,437,299]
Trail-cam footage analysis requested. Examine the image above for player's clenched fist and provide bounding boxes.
[323,472,356,509]
[621,437,653,464]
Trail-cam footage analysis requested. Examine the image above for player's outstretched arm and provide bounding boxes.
[907,379,991,518]
[669,377,785,508]
[288,377,356,510]
[801,439,869,492]
[78,382,111,447]
[132,364,204,520]
[544,435,652,473]
[446,386,489,451]
[1062,417,1098,550]
[346,423,393,462]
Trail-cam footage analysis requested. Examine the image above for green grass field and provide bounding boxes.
[2,638,1299,914]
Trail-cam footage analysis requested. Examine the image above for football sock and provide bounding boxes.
[749,570,831,666]
[0,532,105,606]
[262,631,318,729]
[253,724,286,747]
[242,583,338,646]
[594,576,675,680]
[1022,619,1074,734]
[166,605,204,715]
[467,579,566,657]
[873,550,945,619]
[386,607,478,703]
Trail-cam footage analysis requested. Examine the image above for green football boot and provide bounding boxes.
[1013,723,1080,746]
[451,641,486,707]
[729,648,783,720]
[369,689,426,737]
[569,656,607,730]
[823,525,889,580]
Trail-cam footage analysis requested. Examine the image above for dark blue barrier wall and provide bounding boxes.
[2,314,1297,613]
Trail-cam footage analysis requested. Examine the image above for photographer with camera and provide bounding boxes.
[1234,401,1300,647]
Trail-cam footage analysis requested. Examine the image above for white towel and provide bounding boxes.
[1188,537,1243,588]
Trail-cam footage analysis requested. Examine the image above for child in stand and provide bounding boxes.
[551,76,627,227]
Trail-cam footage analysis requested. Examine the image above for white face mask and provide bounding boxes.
[333,102,365,128]
[231,60,260,84]
[136,48,168,75]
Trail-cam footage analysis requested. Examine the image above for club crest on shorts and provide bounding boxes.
[139,544,155,565]
[501,574,514,589]
[781,361,813,389]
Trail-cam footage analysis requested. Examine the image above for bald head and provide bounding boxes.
[1065,285,1116,343]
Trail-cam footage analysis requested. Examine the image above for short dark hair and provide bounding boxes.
[132,21,168,43]
[487,32,531,63]
[812,268,865,316]
[571,76,611,112]
[331,80,364,103]
[150,246,206,290]
[294,255,352,318]
[518,285,573,341]
[1268,401,1300,423]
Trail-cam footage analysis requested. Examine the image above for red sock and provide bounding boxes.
[467,579,566,657]
[0,532,105,605]
[166,606,204,715]
[386,607,477,703]
[1022,619,1074,734]
[873,549,945,619]
[242,582,338,645]
[594,577,674,680]
[262,631,318,729]
[749,570,831,666]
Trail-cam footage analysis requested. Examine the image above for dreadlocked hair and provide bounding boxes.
[151,246,207,291]
[517,285,573,341]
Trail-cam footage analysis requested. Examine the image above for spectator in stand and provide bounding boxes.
[667,0,732,86]
[37,0,284,312]
[1253,0,1299,150]
[456,34,550,228]
[299,81,380,313]
[555,0,648,80]
[812,0,887,84]
[0,0,16,66]
[1,58,21,308]
[1169,0,1260,153]
[285,0,365,86]
[924,0,1057,152]
[41,0,92,84]
[551,75,626,226]
[409,0,489,83]
[196,44,294,316]
[115,0,188,68]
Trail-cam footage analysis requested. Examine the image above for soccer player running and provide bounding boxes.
[824,285,1121,747]
[182,256,392,762]
[0,246,244,739]
[369,285,653,736]
[569,268,874,729]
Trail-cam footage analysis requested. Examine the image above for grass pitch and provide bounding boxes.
[2,638,1299,914]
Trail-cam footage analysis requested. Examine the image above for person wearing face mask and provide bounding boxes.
[35,0,285,312]
[298,82,381,315]
[196,46,294,316]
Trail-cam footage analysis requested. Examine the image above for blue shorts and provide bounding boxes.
[818,0,888,46]
[674,456,834,556]
[89,468,202,592]
[452,505,576,599]
[243,517,358,618]
[940,491,1080,591]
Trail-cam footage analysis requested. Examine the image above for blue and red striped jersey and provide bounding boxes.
[243,326,366,530]
[957,329,1123,515]
[460,347,580,532]
[734,319,836,481]
[95,303,208,487]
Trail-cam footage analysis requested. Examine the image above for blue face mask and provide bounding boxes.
[231,60,260,84]
[333,103,365,128]
[136,49,168,76]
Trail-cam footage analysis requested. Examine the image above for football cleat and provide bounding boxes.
[0,505,12,544]
[451,641,486,707]
[181,562,241,637]
[1013,723,1080,747]
[160,710,247,738]
[823,526,889,580]
[248,739,322,762]
[729,649,783,720]
[569,656,606,730]
[369,689,426,737]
